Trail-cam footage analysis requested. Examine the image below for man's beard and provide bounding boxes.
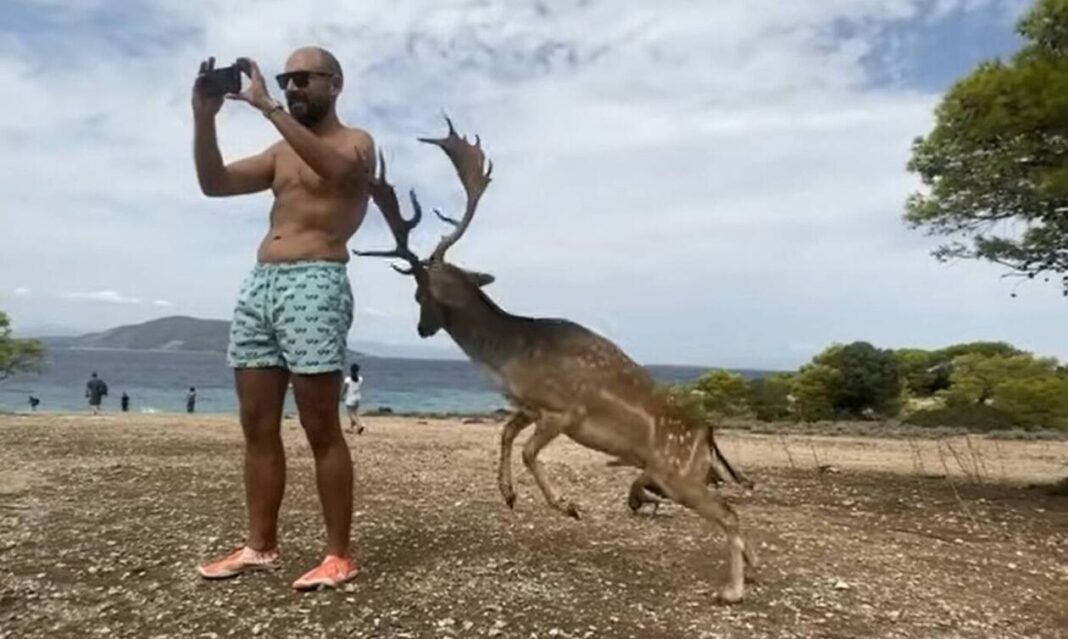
[286,94,329,127]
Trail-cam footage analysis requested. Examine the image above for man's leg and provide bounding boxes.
[236,367,290,552]
[196,367,288,579]
[292,372,352,557]
[279,263,357,589]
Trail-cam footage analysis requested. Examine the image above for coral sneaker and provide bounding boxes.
[292,554,358,591]
[197,546,280,579]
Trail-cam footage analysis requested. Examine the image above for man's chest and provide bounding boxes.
[273,141,350,191]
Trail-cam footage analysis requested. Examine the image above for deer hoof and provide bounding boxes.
[716,585,745,605]
[499,485,516,510]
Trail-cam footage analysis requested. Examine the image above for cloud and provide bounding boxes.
[360,306,395,318]
[60,290,143,305]
[153,299,174,307]
[13,288,30,296]
[0,0,1060,368]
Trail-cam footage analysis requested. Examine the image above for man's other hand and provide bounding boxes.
[230,57,274,112]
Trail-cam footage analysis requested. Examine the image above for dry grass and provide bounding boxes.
[1,412,1066,639]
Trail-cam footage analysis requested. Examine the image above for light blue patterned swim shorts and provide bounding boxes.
[227,261,353,375]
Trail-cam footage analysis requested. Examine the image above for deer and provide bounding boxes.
[354,119,758,602]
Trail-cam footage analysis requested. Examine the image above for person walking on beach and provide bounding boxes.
[85,372,108,416]
[121,393,130,413]
[28,396,40,411]
[192,47,374,591]
[186,387,197,414]
[341,363,364,434]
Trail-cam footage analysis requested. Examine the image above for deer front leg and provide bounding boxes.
[654,472,754,604]
[521,416,581,519]
[498,412,535,509]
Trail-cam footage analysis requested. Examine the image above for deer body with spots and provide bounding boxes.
[356,120,757,602]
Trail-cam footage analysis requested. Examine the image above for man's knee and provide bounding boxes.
[299,407,342,450]
[239,398,284,446]
[241,416,282,450]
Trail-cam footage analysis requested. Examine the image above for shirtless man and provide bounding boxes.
[192,47,374,591]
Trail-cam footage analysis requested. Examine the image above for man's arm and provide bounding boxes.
[265,112,372,186]
[191,57,277,197]
[194,116,277,197]
[234,58,372,187]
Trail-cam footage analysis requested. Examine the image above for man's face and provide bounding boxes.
[281,52,336,127]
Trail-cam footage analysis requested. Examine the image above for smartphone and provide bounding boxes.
[201,64,241,96]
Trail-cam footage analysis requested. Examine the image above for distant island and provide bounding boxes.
[34,315,463,360]
[40,316,236,353]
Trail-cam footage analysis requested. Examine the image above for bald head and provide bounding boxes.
[286,46,343,85]
[282,46,345,126]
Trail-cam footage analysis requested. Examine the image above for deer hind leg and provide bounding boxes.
[627,474,667,515]
[498,412,535,509]
[521,413,581,519]
[654,472,753,604]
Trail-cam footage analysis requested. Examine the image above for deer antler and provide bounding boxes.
[420,116,493,262]
[353,151,426,278]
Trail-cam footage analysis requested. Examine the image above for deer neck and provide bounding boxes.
[442,295,524,371]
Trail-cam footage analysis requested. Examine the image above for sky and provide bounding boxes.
[0,0,1062,369]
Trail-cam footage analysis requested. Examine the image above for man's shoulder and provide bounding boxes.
[342,125,373,139]
[341,127,374,149]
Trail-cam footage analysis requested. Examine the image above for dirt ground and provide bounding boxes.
[1,413,1066,639]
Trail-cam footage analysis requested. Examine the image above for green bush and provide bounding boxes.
[790,364,840,422]
[747,374,793,421]
[693,369,750,417]
[941,353,1057,406]
[903,404,1021,430]
[812,342,903,417]
[993,375,1068,430]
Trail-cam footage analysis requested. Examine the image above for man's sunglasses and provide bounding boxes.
[275,71,334,90]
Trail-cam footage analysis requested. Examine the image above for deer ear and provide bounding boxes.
[467,271,495,287]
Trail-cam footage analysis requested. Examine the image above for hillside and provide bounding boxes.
[42,316,231,352]
[38,316,394,358]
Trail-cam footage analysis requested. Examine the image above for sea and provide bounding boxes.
[0,348,767,415]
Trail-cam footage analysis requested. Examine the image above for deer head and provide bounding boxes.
[355,117,495,337]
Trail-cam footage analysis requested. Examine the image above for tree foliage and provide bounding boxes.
[896,342,1023,397]
[813,342,903,417]
[693,369,750,417]
[0,311,45,382]
[747,373,793,422]
[790,364,841,422]
[941,352,1057,405]
[905,0,1068,292]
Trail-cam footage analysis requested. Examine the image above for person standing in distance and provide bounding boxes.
[341,363,364,435]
